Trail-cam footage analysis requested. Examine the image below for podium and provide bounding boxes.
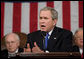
[15,52,81,58]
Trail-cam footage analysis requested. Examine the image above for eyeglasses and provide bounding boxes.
[6,41,18,44]
[75,37,83,40]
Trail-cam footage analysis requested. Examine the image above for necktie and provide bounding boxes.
[81,49,83,58]
[45,33,49,49]
[81,53,83,58]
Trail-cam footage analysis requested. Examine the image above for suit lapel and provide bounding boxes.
[47,27,59,50]
[36,31,44,50]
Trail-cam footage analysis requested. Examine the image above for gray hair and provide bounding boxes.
[73,28,83,45]
[40,7,58,20]
[5,33,20,41]
[74,28,83,37]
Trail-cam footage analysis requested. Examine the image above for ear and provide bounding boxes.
[17,41,20,47]
[53,19,58,26]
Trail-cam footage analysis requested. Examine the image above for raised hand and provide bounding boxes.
[32,42,44,53]
[24,43,31,52]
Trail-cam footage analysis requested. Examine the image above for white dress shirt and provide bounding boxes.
[8,49,18,58]
[79,48,83,55]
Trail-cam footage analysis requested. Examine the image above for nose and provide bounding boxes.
[40,19,45,23]
[8,42,12,47]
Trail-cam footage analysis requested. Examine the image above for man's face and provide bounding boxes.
[75,30,83,48]
[5,34,20,53]
[39,10,57,32]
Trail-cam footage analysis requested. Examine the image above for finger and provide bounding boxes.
[24,48,26,52]
[34,42,38,47]
[24,48,31,52]
[27,43,30,48]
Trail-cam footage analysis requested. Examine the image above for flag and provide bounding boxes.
[1,1,83,39]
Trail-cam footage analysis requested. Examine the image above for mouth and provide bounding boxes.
[40,25,47,31]
[80,40,83,43]
[41,25,46,27]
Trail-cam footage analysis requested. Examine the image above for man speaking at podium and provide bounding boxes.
[24,7,73,53]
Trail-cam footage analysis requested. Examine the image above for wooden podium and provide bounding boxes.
[17,52,81,58]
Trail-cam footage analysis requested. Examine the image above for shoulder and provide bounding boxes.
[27,30,41,37]
[26,30,42,43]
[55,27,73,34]
[27,30,42,41]
[1,49,8,57]
[72,45,79,52]
[1,49,8,53]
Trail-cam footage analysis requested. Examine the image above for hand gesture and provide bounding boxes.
[24,43,31,52]
[32,42,44,53]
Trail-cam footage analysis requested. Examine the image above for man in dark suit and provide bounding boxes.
[1,33,23,58]
[24,7,73,53]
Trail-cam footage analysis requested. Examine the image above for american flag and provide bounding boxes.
[1,1,83,39]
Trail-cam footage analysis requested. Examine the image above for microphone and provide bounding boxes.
[41,31,47,36]
[41,31,47,51]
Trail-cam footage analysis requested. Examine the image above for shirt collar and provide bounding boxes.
[48,28,53,36]
[79,48,83,55]
[8,48,18,54]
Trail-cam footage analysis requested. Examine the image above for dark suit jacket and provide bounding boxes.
[26,27,73,52]
[72,45,82,57]
[1,48,23,58]
[72,45,80,52]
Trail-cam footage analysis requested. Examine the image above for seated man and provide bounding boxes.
[1,33,23,58]
[73,28,83,55]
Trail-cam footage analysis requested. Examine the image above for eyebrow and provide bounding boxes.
[40,16,49,19]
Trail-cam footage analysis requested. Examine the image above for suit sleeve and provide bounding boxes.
[61,31,73,52]
[25,34,34,49]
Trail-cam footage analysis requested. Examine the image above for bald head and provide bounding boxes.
[5,33,20,53]
[5,33,20,41]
